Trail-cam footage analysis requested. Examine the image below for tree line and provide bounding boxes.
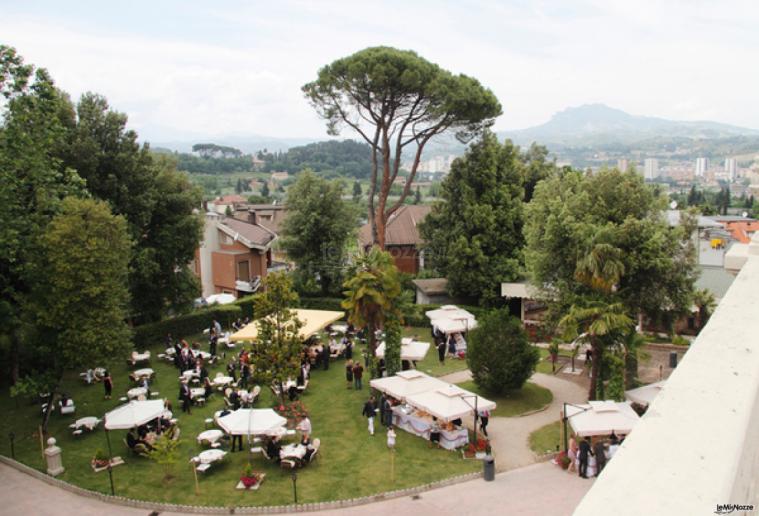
[0,47,202,419]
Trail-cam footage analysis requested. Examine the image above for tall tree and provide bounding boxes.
[281,170,357,295]
[342,248,402,361]
[303,46,501,249]
[524,168,698,327]
[352,180,362,202]
[420,132,525,306]
[0,46,85,384]
[32,197,132,429]
[251,272,303,407]
[64,94,202,321]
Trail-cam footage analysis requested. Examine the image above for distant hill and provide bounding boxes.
[499,104,759,148]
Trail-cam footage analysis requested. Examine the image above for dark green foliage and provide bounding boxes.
[298,296,345,312]
[175,152,252,174]
[420,132,533,306]
[467,310,538,394]
[281,170,357,295]
[133,305,242,349]
[261,140,371,178]
[384,316,402,377]
[192,143,242,158]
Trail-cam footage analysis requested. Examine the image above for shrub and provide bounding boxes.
[467,309,539,395]
[133,305,242,349]
[234,295,257,318]
[298,296,345,313]
[671,334,690,346]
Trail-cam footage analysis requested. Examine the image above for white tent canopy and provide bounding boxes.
[230,309,344,342]
[375,339,431,361]
[566,401,640,438]
[405,384,496,423]
[426,305,477,334]
[104,400,166,430]
[625,381,666,407]
[369,370,448,402]
[216,408,287,436]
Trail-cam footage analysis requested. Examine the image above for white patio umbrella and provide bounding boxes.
[369,370,448,402]
[102,399,166,496]
[405,384,496,423]
[565,401,640,437]
[625,380,666,407]
[104,399,166,430]
[426,305,477,334]
[375,340,431,362]
[216,408,287,436]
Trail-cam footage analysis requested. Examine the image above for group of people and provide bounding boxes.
[569,432,622,478]
[433,327,462,365]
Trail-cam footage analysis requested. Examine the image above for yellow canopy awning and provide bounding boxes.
[230,309,345,342]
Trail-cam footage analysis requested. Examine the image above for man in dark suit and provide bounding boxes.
[594,439,607,476]
[179,381,192,414]
[578,437,593,478]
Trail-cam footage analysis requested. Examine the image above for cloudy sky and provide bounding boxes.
[2,0,758,143]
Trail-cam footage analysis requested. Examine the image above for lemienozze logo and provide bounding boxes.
[714,503,754,515]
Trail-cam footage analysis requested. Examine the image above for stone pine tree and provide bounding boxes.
[33,197,132,430]
[420,132,526,306]
[251,272,303,408]
[304,46,501,249]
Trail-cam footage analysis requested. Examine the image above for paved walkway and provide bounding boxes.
[439,370,588,472]
[0,460,592,516]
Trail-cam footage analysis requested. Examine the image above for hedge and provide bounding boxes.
[133,305,242,349]
[298,296,345,313]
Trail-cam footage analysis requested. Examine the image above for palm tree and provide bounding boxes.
[342,247,402,363]
[560,301,633,400]
[692,288,717,328]
[574,242,625,294]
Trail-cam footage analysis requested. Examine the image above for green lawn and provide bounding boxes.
[401,326,470,378]
[528,420,562,456]
[456,380,553,417]
[0,328,478,507]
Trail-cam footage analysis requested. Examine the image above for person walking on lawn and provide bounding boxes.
[353,361,364,390]
[362,396,377,436]
[345,359,354,389]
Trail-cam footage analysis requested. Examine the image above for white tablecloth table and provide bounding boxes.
[131,351,151,363]
[392,406,469,450]
[213,376,233,387]
[132,368,154,379]
[196,448,226,464]
[190,387,205,399]
[197,429,224,445]
[127,387,147,400]
[280,443,307,460]
[70,416,100,431]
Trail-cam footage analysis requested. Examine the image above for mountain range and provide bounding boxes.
[500,104,759,148]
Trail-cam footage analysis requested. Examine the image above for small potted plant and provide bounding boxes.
[240,463,258,489]
[91,449,110,469]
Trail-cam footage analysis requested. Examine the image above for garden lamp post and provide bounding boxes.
[8,432,15,460]
[460,394,479,443]
[291,469,298,504]
[104,429,115,495]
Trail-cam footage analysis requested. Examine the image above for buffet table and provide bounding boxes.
[391,406,468,450]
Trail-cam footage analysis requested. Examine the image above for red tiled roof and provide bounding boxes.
[218,217,276,248]
[359,205,431,247]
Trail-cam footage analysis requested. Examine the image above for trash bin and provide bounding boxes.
[669,352,678,368]
[483,454,495,481]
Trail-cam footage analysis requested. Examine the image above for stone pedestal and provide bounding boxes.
[44,437,64,476]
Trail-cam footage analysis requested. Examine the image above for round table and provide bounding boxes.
[127,387,147,400]
[212,376,233,387]
[190,387,205,399]
[280,443,307,460]
[132,368,154,378]
[198,448,226,464]
[72,416,99,430]
[197,429,224,444]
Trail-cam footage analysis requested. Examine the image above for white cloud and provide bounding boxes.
[1,0,758,143]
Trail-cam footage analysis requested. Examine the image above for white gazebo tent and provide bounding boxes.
[103,399,167,494]
[426,305,477,335]
[369,370,448,402]
[205,293,237,305]
[405,384,496,423]
[375,339,431,362]
[565,401,640,438]
[625,380,666,407]
[216,408,287,436]
[230,309,344,342]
